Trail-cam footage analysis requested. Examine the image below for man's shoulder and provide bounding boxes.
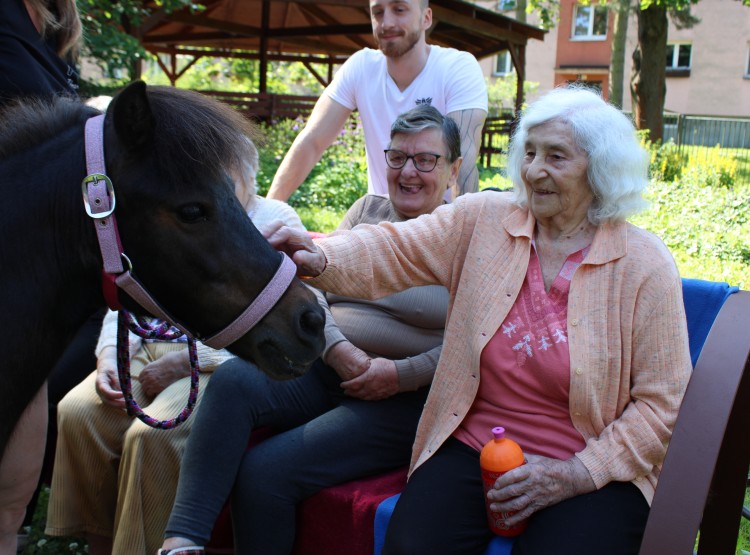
[428,44,480,65]
[348,47,386,66]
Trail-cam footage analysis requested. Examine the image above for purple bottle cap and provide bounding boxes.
[492,426,505,439]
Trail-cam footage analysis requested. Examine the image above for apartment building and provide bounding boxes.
[475,0,750,117]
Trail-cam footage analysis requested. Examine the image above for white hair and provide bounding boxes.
[506,85,649,224]
[232,137,260,213]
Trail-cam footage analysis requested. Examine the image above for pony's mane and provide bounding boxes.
[143,86,262,187]
[0,96,97,157]
[0,87,262,186]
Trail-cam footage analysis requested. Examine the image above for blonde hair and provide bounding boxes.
[26,0,82,59]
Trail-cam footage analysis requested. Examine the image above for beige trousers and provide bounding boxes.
[45,342,210,555]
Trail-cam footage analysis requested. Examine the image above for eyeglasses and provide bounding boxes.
[384,149,442,172]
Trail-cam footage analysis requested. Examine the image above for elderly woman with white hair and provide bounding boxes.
[45,136,305,555]
[267,85,692,554]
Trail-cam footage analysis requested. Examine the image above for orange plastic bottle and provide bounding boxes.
[479,426,528,537]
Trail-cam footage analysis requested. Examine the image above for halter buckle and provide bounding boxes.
[82,173,116,219]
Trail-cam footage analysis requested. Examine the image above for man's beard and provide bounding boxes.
[377,27,421,58]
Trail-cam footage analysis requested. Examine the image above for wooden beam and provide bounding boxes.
[260,0,269,93]
[297,3,371,50]
[269,23,371,38]
[175,55,203,80]
[141,31,233,44]
[163,11,262,37]
[302,60,329,87]
[146,46,348,66]
[430,4,531,46]
[154,54,175,85]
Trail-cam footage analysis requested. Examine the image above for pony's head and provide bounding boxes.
[102,81,324,379]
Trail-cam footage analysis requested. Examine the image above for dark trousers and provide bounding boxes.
[166,357,429,554]
[383,437,649,555]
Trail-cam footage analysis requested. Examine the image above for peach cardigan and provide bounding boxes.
[308,191,691,503]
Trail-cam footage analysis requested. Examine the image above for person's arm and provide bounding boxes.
[448,107,487,198]
[266,95,353,201]
[339,342,442,401]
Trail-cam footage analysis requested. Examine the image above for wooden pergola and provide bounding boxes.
[133,0,545,114]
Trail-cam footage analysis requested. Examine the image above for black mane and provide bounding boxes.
[119,86,262,188]
[0,96,97,157]
[0,86,262,185]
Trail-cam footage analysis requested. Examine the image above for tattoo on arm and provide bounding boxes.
[450,109,487,198]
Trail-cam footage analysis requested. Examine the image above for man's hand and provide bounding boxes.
[324,340,370,381]
[486,454,596,527]
[341,358,399,401]
[137,349,190,398]
[263,222,327,278]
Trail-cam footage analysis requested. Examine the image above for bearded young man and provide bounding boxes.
[267,0,487,202]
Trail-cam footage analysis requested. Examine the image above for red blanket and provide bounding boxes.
[206,429,407,555]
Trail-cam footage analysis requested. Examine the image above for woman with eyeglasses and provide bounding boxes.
[159,104,458,555]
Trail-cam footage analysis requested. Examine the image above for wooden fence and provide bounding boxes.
[196,90,516,170]
[196,90,319,122]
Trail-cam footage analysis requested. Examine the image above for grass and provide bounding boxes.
[19,486,86,554]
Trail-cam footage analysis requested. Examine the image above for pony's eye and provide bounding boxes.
[178,204,207,223]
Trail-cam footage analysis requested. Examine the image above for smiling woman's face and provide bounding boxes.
[521,119,593,229]
[386,128,460,219]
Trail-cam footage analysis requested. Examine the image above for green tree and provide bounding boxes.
[522,0,706,141]
[486,74,538,115]
[77,0,203,81]
[608,0,631,108]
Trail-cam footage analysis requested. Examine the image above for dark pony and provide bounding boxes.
[0,82,324,480]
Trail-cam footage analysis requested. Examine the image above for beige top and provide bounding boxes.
[318,194,448,391]
[307,191,691,504]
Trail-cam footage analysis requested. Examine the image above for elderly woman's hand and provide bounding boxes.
[486,454,596,527]
[324,340,371,381]
[137,350,190,398]
[341,358,399,401]
[263,221,327,278]
[95,346,125,409]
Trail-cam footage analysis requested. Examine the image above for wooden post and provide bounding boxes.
[259,0,270,94]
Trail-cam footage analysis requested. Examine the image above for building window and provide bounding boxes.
[572,4,608,40]
[665,43,692,77]
[497,0,516,11]
[666,43,692,70]
[745,44,750,77]
[494,50,514,76]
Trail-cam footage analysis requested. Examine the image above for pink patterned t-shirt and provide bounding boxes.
[453,244,590,459]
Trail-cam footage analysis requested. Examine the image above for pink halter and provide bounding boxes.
[82,114,296,349]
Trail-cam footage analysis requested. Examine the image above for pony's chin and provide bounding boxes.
[252,341,316,381]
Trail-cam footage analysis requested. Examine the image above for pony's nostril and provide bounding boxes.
[299,306,325,338]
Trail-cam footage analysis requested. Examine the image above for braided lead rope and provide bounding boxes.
[117,310,200,429]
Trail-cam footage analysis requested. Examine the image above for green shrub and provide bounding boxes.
[683,147,738,188]
[479,168,513,191]
[639,134,686,183]
[256,115,367,212]
[632,175,749,289]
[640,133,739,188]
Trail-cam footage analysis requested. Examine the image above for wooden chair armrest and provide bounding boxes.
[639,290,750,554]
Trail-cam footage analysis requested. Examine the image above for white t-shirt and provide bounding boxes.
[325,45,488,197]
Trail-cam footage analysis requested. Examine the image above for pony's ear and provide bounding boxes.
[109,80,155,151]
